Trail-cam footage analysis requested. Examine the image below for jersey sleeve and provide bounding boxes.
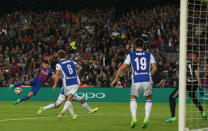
[123,54,130,65]
[150,54,156,64]
[56,64,61,71]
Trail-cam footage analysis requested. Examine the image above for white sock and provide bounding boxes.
[63,101,75,116]
[82,102,92,112]
[145,100,152,121]
[130,99,137,120]
[43,104,56,111]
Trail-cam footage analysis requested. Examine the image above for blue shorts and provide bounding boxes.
[29,78,42,95]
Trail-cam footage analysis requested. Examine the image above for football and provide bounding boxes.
[14,87,22,95]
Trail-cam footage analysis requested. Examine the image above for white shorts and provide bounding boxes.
[130,81,153,97]
[56,93,83,104]
[64,85,78,96]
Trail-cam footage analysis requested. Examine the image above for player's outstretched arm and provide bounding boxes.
[110,64,128,87]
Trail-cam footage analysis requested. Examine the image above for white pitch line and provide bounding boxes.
[0,113,168,122]
[0,114,105,122]
[0,116,59,122]
[0,117,38,122]
[77,113,106,117]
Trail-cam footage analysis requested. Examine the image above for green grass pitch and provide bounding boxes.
[0,101,179,131]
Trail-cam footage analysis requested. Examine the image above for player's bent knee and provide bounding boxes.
[28,92,34,97]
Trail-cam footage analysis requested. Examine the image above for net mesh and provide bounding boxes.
[187,0,208,130]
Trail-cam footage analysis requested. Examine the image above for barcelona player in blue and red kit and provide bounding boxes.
[9,60,54,105]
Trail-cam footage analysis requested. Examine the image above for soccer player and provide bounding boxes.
[9,60,54,105]
[166,52,207,123]
[37,87,98,115]
[52,50,81,120]
[111,38,157,128]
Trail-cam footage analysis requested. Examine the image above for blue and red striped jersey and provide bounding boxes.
[36,66,53,84]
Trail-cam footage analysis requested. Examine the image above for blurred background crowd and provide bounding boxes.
[0,5,180,88]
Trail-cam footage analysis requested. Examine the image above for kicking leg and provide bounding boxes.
[44,103,60,110]
[37,103,60,115]
[14,92,34,105]
[14,82,41,105]
[38,93,65,115]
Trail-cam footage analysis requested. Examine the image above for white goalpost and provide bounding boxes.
[179,0,208,131]
[179,0,188,130]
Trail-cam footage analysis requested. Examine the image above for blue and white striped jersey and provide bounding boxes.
[56,59,80,87]
[124,50,156,83]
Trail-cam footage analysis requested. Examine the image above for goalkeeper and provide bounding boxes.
[166,53,207,123]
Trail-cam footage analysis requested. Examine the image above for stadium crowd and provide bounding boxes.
[0,6,180,88]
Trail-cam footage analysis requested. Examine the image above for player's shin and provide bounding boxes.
[14,95,30,105]
[58,101,74,120]
[67,101,75,116]
[44,104,56,110]
[145,100,152,121]
[130,99,137,120]
[82,102,92,113]
[20,95,30,102]
[62,101,75,116]
[169,96,176,117]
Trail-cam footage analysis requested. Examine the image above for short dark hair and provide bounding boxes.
[134,38,144,48]
[43,60,50,64]
[57,50,66,59]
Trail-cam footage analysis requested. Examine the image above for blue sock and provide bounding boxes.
[15,81,25,87]
[20,95,30,102]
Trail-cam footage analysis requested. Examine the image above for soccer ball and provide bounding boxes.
[15,87,22,95]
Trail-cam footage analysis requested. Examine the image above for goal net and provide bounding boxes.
[180,0,208,131]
